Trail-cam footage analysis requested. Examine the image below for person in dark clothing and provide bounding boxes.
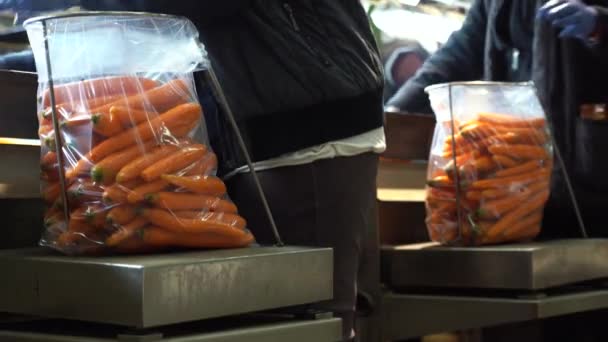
[0,49,35,71]
[77,2,385,341]
[0,0,78,23]
[383,45,429,101]
[387,0,608,239]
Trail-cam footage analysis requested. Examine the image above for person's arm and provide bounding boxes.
[0,50,35,72]
[589,6,608,50]
[385,0,488,114]
[79,0,252,26]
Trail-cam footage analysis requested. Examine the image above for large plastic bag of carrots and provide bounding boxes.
[423,82,553,246]
[25,12,253,255]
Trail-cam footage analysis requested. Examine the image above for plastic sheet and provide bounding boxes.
[424,82,554,246]
[26,12,253,255]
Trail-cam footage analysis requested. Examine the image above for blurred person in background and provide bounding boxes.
[0,0,78,71]
[0,0,78,24]
[386,0,608,240]
[383,44,429,101]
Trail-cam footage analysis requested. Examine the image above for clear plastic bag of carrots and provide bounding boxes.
[424,82,553,246]
[26,13,254,255]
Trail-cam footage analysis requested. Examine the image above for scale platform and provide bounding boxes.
[382,239,608,290]
[0,246,333,328]
[382,287,608,340]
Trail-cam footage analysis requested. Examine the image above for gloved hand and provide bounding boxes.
[537,0,599,40]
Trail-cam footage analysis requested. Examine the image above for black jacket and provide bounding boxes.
[386,0,608,233]
[80,1,385,171]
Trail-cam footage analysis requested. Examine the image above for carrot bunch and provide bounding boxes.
[425,112,553,246]
[38,76,253,255]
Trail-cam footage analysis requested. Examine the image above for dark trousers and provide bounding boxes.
[226,153,380,341]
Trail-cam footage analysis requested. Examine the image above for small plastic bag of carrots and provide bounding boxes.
[423,82,553,246]
[26,13,254,255]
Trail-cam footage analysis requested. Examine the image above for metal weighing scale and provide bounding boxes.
[0,247,340,341]
[0,11,342,341]
[381,239,608,340]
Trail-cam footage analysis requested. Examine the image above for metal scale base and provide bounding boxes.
[381,239,608,340]
[0,246,333,328]
[0,315,342,342]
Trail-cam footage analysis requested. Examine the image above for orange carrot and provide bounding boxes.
[141,144,207,182]
[113,234,163,254]
[102,180,139,204]
[38,124,53,137]
[85,102,200,163]
[459,156,497,176]
[494,160,543,178]
[142,208,246,233]
[127,179,170,204]
[145,192,238,213]
[41,151,58,169]
[110,106,157,127]
[488,130,548,145]
[42,76,159,107]
[60,114,93,130]
[74,94,124,112]
[70,205,107,229]
[444,133,467,147]
[105,217,149,247]
[426,175,456,188]
[477,113,546,128]
[488,145,550,160]
[444,151,479,177]
[459,122,500,140]
[182,152,218,176]
[91,110,124,137]
[161,175,226,196]
[91,141,156,184]
[466,190,483,201]
[477,191,531,219]
[107,205,138,225]
[142,226,254,249]
[500,212,543,242]
[41,168,60,182]
[56,220,96,246]
[484,190,549,241]
[43,182,61,203]
[427,187,456,201]
[116,144,180,183]
[170,119,201,138]
[67,180,104,205]
[480,181,549,200]
[44,210,64,228]
[492,155,520,168]
[174,211,247,228]
[472,169,550,189]
[441,143,478,158]
[94,78,190,113]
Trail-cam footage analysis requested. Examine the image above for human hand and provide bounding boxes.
[537,0,599,39]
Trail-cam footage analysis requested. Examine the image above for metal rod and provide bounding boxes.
[204,68,284,247]
[551,131,588,238]
[42,19,70,222]
[447,84,464,243]
[531,85,587,238]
